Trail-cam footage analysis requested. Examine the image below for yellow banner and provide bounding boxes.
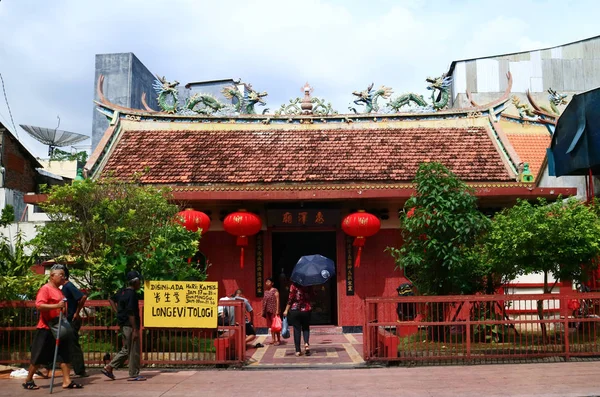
[143,281,218,328]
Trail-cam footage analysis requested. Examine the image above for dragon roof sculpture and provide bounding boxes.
[97,70,518,121]
[387,74,453,113]
[350,83,393,114]
[222,84,268,115]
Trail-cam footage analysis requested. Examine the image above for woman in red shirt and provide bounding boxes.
[283,282,312,356]
[261,277,281,345]
[22,266,82,390]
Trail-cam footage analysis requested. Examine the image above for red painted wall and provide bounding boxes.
[200,231,265,325]
[336,229,404,327]
[199,228,405,328]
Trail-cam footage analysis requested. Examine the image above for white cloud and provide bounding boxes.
[0,0,599,158]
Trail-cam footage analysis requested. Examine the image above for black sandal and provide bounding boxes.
[305,344,311,356]
[63,381,84,389]
[22,381,39,390]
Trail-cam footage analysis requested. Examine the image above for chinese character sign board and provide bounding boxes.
[144,281,218,328]
[267,209,340,228]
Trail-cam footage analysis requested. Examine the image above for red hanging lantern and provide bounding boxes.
[176,209,211,233]
[223,209,262,269]
[341,210,381,268]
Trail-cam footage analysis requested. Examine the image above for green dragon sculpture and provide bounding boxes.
[221,84,268,114]
[548,88,568,115]
[387,93,428,111]
[185,93,227,115]
[426,74,453,110]
[351,83,393,113]
[512,96,536,119]
[153,75,230,115]
[153,75,180,114]
[386,74,453,112]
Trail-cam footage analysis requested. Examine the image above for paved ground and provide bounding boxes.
[2,361,600,397]
[247,332,364,367]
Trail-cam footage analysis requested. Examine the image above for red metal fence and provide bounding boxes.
[0,300,245,367]
[364,293,600,365]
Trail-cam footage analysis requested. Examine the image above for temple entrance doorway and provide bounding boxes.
[272,231,337,325]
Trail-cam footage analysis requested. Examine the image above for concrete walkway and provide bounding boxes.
[2,361,600,397]
[246,332,364,367]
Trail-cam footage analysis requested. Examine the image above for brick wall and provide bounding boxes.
[3,132,37,193]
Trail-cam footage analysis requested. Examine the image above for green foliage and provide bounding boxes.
[0,205,15,227]
[0,232,44,301]
[30,177,205,299]
[472,302,507,343]
[50,148,88,163]
[387,162,490,295]
[481,198,600,293]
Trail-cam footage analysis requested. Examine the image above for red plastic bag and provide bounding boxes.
[271,315,282,332]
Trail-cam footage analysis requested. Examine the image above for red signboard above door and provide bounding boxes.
[267,209,340,228]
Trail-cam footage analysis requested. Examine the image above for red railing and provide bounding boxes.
[0,300,245,367]
[364,293,600,364]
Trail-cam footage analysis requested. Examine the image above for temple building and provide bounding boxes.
[20,36,600,329]
[75,59,577,329]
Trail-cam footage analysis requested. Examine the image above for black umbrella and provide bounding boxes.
[290,254,335,287]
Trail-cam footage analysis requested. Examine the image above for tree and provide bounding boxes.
[481,198,600,341]
[0,232,44,302]
[387,162,491,296]
[31,177,205,298]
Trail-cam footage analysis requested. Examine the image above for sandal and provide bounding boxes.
[295,352,302,357]
[35,369,48,378]
[63,381,84,389]
[305,344,311,356]
[127,376,146,381]
[101,368,115,380]
[22,381,39,390]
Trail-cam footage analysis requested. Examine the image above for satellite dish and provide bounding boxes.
[20,124,89,156]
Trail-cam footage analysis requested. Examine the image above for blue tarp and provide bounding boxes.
[550,87,600,176]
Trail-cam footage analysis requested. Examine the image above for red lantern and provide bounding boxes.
[341,210,381,268]
[223,210,262,269]
[176,209,211,233]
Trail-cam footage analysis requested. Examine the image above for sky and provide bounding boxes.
[0,0,599,159]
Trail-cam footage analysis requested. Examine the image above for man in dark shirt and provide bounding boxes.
[59,265,88,377]
[101,271,145,381]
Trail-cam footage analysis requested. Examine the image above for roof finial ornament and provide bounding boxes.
[301,82,314,114]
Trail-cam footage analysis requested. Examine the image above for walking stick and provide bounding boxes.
[50,298,67,394]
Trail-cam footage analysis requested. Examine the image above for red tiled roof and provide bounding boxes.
[101,127,514,184]
[505,134,550,177]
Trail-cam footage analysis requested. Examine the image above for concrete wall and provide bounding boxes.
[130,55,159,113]
[450,36,600,105]
[38,159,78,179]
[537,163,600,201]
[0,221,44,256]
[92,53,158,152]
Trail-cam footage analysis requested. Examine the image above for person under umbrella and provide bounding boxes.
[283,282,312,357]
[284,254,335,357]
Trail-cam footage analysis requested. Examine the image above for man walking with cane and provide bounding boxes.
[101,271,145,381]
[21,265,83,390]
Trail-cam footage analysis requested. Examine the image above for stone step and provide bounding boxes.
[310,326,344,335]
